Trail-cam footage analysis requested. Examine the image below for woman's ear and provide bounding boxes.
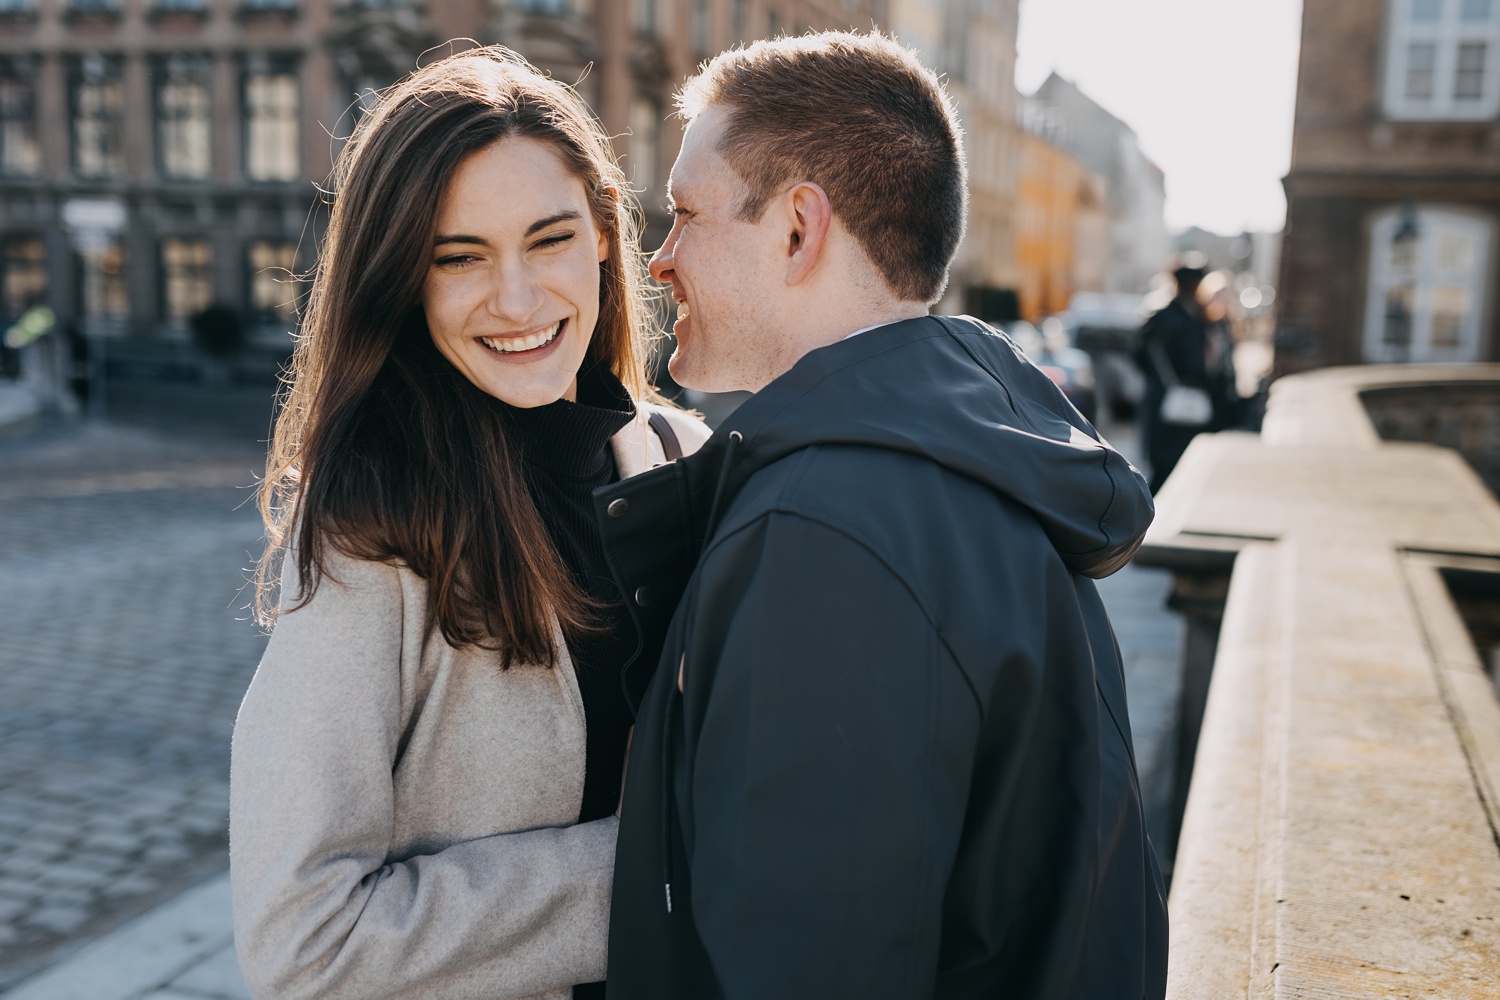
[596,184,618,263]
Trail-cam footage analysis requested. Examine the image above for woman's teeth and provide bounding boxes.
[481,321,562,354]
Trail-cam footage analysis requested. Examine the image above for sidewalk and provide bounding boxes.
[3,876,243,1000]
[0,382,40,436]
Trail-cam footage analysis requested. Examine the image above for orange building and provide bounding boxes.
[1014,129,1107,322]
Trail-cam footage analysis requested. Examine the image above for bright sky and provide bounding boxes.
[1015,0,1304,236]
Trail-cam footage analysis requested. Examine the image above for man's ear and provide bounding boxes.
[783,182,832,286]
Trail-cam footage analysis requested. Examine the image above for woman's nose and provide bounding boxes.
[488,260,544,321]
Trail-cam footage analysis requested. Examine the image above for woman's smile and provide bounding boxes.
[478,318,567,359]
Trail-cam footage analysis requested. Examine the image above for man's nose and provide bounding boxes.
[648,233,676,285]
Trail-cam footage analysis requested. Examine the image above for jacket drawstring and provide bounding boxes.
[704,430,743,542]
[662,429,742,914]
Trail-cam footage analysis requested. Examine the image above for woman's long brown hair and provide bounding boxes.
[256,47,656,667]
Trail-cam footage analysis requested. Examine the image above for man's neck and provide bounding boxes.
[799,301,929,352]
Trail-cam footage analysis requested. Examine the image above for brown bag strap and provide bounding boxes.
[647,410,683,462]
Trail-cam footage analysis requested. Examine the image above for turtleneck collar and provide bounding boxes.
[501,359,636,479]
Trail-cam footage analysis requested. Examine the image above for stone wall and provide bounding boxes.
[1362,381,1500,498]
[1142,364,1500,998]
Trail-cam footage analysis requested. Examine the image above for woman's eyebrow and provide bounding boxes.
[524,210,581,236]
[433,210,582,247]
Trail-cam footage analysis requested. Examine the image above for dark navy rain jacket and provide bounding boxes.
[594,314,1169,1000]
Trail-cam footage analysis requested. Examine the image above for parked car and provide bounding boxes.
[1002,319,1098,425]
[1059,292,1149,420]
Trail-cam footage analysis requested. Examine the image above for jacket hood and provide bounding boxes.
[689,315,1153,579]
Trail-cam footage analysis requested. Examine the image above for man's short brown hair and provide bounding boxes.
[678,31,967,304]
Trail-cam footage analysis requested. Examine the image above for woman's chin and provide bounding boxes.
[474,371,579,408]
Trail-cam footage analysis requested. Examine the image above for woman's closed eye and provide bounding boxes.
[532,231,575,251]
[434,252,481,269]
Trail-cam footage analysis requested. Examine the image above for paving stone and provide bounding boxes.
[78,832,141,856]
[100,874,161,899]
[26,904,91,935]
[39,886,94,908]
[38,864,112,891]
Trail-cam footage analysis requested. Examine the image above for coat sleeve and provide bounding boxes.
[681,511,983,998]
[229,549,616,1000]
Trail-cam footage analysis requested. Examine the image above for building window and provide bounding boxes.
[157,57,212,180]
[80,242,128,326]
[244,60,299,182]
[247,240,298,322]
[162,238,213,323]
[628,97,659,203]
[1363,205,1492,363]
[72,56,125,179]
[1385,0,1500,119]
[3,238,47,317]
[515,0,567,13]
[0,68,40,177]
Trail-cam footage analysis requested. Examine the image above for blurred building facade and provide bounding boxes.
[0,0,873,363]
[883,0,1023,322]
[1024,72,1170,298]
[1278,0,1500,375]
[1014,108,1106,322]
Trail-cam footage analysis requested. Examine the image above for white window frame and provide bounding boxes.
[1363,205,1494,363]
[1384,0,1500,120]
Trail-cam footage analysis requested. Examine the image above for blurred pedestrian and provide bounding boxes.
[1137,263,1238,492]
[599,31,1167,1000]
[230,47,707,1000]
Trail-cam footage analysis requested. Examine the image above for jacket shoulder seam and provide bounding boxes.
[700,506,984,707]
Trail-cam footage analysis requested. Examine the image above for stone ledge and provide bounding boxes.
[1152,364,1500,997]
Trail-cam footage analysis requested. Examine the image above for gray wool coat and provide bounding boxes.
[229,404,709,1000]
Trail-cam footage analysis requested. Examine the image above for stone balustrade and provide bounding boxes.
[1139,364,1500,997]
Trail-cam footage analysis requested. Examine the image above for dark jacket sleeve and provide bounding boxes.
[679,510,983,999]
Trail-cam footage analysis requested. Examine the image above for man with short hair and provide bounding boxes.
[595,31,1167,999]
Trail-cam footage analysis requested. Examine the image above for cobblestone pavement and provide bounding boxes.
[0,387,273,992]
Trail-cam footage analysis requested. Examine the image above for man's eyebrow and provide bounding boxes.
[524,210,582,236]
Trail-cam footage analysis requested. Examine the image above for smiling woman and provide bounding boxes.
[228,45,708,1000]
[423,139,609,408]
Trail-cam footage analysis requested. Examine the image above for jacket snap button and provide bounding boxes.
[634,586,651,607]
[607,498,630,518]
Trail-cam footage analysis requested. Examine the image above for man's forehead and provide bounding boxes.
[670,107,732,199]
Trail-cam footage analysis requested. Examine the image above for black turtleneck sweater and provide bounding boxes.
[501,363,637,829]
